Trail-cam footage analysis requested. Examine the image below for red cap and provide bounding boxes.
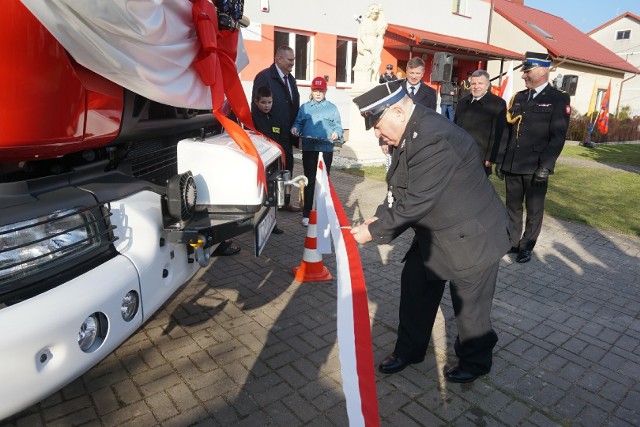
[311,76,327,91]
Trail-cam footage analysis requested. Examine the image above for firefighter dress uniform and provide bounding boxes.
[501,53,570,258]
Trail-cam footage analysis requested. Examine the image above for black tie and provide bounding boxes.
[283,74,291,98]
[527,89,535,102]
[409,86,415,97]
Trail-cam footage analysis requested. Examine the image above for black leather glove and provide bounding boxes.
[532,167,550,187]
[495,164,505,181]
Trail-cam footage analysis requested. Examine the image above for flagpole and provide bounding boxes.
[583,80,598,148]
[584,114,597,148]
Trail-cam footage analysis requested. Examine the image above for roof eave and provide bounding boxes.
[384,27,522,61]
[416,40,521,60]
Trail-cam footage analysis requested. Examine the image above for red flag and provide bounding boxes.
[596,80,611,135]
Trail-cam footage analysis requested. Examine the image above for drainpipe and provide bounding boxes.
[616,74,638,116]
[487,0,495,44]
[615,52,639,116]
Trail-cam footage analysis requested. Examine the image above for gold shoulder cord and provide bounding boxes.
[505,93,523,135]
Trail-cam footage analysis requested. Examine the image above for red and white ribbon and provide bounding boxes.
[315,155,380,427]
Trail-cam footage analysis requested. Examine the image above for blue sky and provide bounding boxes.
[525,0,640,32]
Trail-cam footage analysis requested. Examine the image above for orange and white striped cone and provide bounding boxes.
[292,210,332,282]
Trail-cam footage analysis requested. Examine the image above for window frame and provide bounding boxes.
[336,37,357,87]
[274,29,314,85]
[615,30,631,40]
[452,0,468,16]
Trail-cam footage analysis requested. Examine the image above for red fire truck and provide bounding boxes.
[0,0,300,418]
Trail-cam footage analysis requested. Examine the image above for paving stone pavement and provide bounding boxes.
[3,165,639,427]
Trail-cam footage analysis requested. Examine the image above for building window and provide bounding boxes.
[336,38,356,85]
[596,89,607,108]
[274,30,312,82]
[452,0,467,15]
[616,30,631,40]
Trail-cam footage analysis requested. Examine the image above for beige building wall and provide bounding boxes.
[242,0,491,41]
[550,64,622,116]
[589,16,640,117]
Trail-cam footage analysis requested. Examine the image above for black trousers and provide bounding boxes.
[394,243,499,374]
[504,173,548,250]
[301,151,333,218]
[282,139,295,206]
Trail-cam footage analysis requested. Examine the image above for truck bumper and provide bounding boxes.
[0,255,142,420]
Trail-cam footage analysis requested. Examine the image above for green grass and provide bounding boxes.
[561,144,640,167]
[340,147,640,236]
[488,165,640,236]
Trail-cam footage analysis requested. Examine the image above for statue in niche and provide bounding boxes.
[353,4,387,84]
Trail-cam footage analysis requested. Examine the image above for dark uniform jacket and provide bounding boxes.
[251,64,300,150]
[369,105,511,280]
[502,84,570,174]
[455,91,507,165]
[402,80,437,110]
[252,109,284,145]
[379,72,398,83]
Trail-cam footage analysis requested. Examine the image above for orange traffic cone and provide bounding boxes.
[292,210,332,282]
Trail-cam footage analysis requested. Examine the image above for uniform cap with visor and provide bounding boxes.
[353,80,405,130]
[522,51,552,71]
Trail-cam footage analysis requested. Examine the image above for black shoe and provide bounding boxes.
[378,353,417,374]
[444,365,481,383]
[516,249,532,263]
[272,225,284,234]
[507,246,520,254]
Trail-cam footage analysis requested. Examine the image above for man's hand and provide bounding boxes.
[291,127,299,136]
[532,167,550,187]
[495,164,505,181]
[350,223,372,244]
[363,217,378,225]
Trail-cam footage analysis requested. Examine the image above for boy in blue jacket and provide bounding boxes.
[291,76,343,226]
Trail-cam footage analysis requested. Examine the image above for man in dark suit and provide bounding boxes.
[352,81,511,383]
[455,70,507,175]
[501,52,570,263]
[402,57,437,109]
[379,57,437,167]
[252,46,301,211]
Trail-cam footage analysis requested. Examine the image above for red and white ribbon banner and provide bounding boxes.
[315,155,380,427]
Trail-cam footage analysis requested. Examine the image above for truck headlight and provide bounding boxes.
[0,208,103,286]
[121,291,139,322]
[78,312,108,353]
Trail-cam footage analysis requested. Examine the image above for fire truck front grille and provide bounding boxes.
[128,139,178,185]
